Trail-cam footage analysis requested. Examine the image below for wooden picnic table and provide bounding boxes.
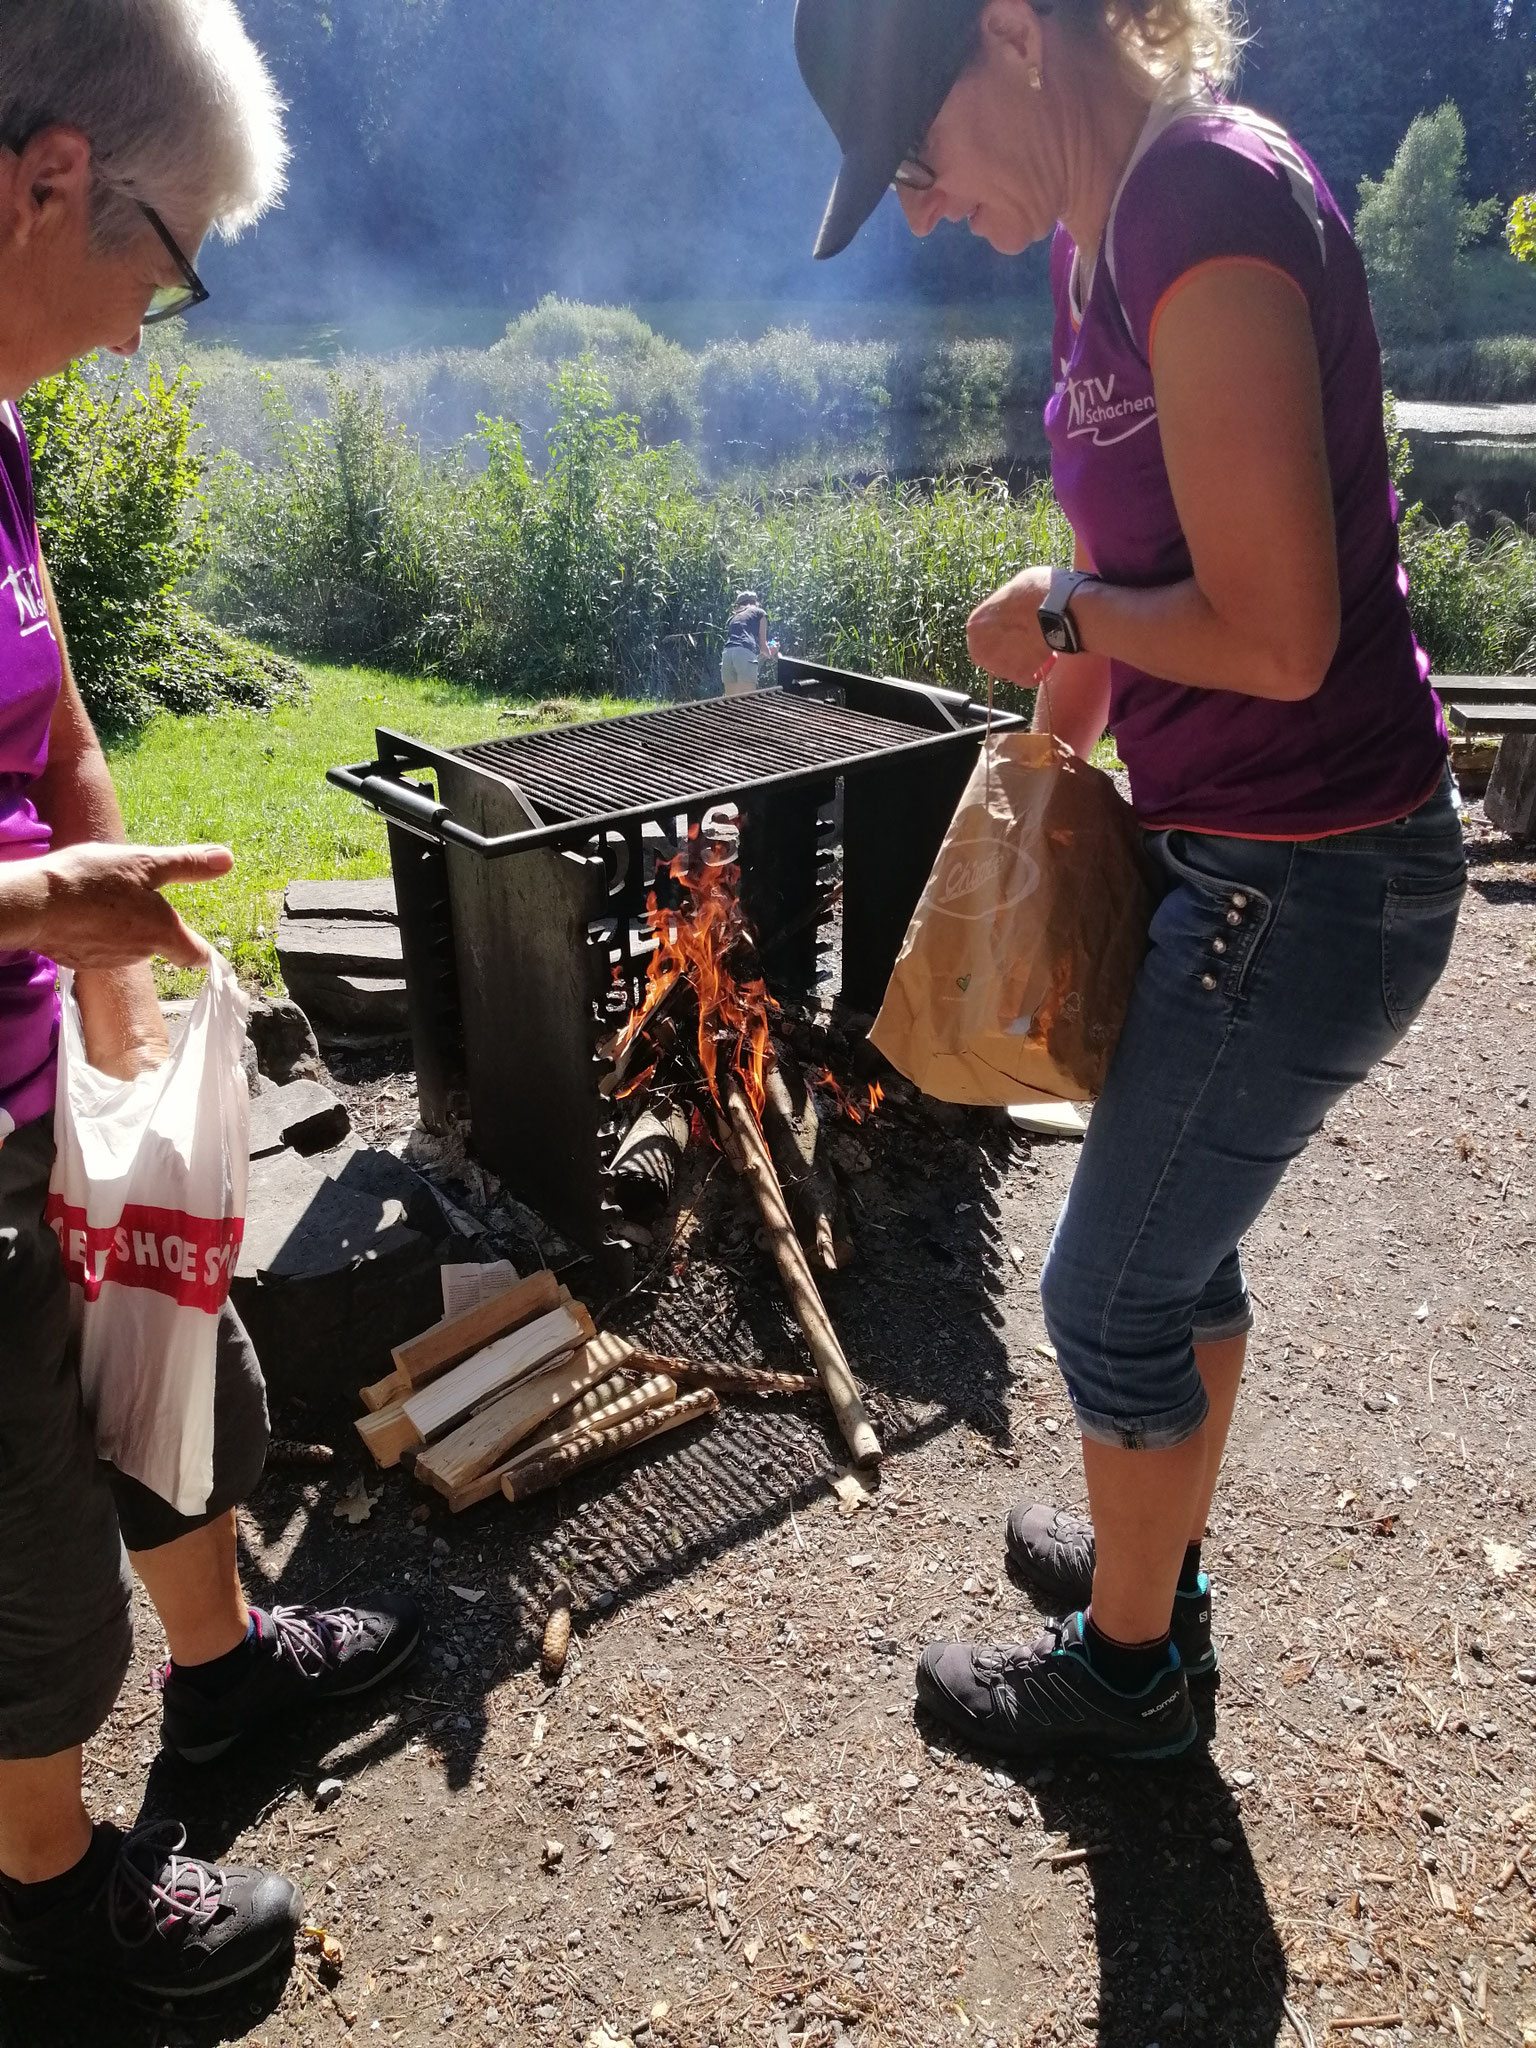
[1436,678,1536,835]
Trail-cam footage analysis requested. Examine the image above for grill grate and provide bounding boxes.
[453,691,936,824]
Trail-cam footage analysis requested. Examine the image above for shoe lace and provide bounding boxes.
[268,1604,367,1678]
[107,1822,223,1948]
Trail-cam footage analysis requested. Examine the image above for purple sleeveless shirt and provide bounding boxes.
[1045,84,1448,839]
[0,400,63,1140]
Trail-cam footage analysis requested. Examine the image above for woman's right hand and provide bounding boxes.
[1,842,233,968]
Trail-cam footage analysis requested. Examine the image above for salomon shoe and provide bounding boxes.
[0,1822,301,1999]
[1004,1504,1219,1679]
[916,1611,1198,1762]
[160,1595,423,1764]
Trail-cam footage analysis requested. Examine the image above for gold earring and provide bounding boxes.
[1027,63,1043,90]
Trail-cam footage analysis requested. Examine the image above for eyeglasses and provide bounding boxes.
[139,204,209,324]
[892,154,937,193]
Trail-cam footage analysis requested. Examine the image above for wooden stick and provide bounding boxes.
[762,1059,847,1272]
[413,1335,639,1508]
[721,1077,881,1467]
[516,1373,676,1464]
[355,1302,594,1467]
[664,1358,816,1398]
[437,1368,681,1513]
[500,1389,719,1505]
[390,1268,562,1388]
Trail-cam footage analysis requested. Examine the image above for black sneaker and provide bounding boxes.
[160,1595,423,1764]
[1004,1503,1219,1679]
[0,1822,301,1999]
[916,1612,1198,1761]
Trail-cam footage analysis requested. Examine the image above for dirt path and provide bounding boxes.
[3,821,1533,2048]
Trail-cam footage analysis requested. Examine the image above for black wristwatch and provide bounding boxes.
[1038,568,1100,656]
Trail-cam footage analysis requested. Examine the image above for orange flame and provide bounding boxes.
[809,1067,886,1125]
[614,824,776,1120]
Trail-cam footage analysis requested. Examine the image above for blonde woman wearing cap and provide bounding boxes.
[796,0,1462,1763]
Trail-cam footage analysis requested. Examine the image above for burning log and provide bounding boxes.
[500,1388,720,1505]
[719,1076,882,1468]
[610,1104,691,1222]
[762,1056,849,1272]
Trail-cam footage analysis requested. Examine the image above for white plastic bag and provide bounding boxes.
[45,950,250,1516]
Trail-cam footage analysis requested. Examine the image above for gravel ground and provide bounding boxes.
[1,813,1533,2048]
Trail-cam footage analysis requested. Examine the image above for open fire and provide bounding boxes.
[607,808,883,1467]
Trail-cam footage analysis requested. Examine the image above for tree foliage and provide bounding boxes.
[1355,106,1498,344]
[22,362,298,728]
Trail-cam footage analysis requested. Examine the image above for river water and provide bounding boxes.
[1396,401,1536,528]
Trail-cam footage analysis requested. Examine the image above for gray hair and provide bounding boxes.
[0,0,288,249]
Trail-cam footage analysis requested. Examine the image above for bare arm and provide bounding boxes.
[6,554,232,1073]
[29,559,170,1075]
[1030,539,1112,757]
[968,263,1341,704]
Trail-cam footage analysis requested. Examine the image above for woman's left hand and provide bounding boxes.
[966,567,1056,686]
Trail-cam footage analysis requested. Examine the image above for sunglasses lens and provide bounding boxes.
[143,283,195,324]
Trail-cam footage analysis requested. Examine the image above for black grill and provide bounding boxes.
[453,693,948,825]
[329,659,1020,1271]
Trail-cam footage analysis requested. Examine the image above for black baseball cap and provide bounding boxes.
[794,0,987,259]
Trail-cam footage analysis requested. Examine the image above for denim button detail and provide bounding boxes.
[1212,938,1227,955]
[1200,972,1218,990]
[1226,909,1242,926]
[1231,893,1249,909]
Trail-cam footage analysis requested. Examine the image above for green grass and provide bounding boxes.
[105,660,637,996]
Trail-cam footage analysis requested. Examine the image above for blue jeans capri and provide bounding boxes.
[1040,769,1466,1451]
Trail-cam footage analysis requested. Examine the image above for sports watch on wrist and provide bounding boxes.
[1037,567,1101,656]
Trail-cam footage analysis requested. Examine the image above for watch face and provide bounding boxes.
[1042,617,1068,652]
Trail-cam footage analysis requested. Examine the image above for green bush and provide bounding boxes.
[199,357,1074,704]
[1356,106,1499,345]
[23,359,298,728]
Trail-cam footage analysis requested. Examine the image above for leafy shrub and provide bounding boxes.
[24,359,297,728]
[202,376,455,663]
[1356,106,1499,345]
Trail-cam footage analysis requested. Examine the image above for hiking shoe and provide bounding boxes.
[160,1595,423,1764]
[1004,1503,1219,1679]
[0,1821,301,1999]
[916,1612,1197,1762]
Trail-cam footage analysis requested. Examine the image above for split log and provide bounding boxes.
[412,1333,642,1509]
[762,1059,849,1272]
[499,1388,718,1505]
[392,1268,562,1386]
[355,1300,594,1467]
[360,1269,565,1410]
[720,1076,881,1468]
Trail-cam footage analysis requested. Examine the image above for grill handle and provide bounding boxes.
[327,762,455,842]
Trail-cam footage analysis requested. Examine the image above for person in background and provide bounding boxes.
[720,589,776,696]
[0,0,419,2000]
[795,0,1462,1761]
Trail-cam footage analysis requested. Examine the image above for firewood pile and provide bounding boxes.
[356,1264,816,1512]
[357,807,887,1508]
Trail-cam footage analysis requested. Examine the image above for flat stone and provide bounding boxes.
[276,916,404,978]
[248,1079,352,1160]
[284,877,398,923]
[284,966,410,1035]
[237,1146,419,1282]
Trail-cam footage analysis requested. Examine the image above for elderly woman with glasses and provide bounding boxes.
[797,0,1464,1764]
[0,1,419,2000]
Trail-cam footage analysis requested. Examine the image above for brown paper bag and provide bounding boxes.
[869,733,1155,1105]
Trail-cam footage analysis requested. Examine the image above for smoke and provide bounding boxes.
[201,0,1048,332]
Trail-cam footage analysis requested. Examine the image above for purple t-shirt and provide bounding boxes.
[0,401,63,1139]
[1045,86,1448,838]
